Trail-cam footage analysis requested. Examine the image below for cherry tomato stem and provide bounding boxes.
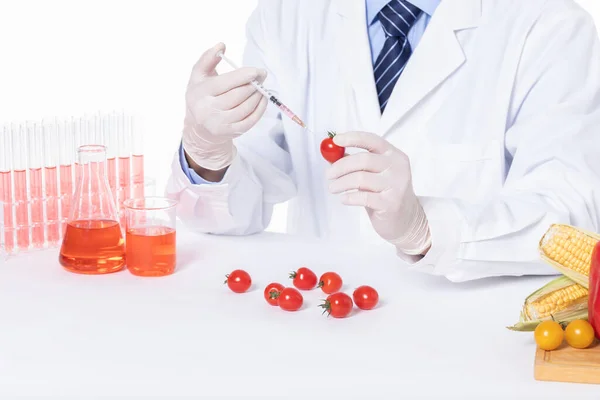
[264,283,285,306]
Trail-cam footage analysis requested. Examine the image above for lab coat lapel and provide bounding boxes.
[332,0,381,132]
[378,0,482,137]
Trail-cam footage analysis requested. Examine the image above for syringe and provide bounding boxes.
[217,52,309,131]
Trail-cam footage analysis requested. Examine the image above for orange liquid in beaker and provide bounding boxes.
[126,227,176,277]
[59,219,126,274]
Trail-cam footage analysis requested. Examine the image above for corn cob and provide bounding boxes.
[538,224,600,288]
[507,276,589,331]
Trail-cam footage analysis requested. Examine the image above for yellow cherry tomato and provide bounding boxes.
[565,320,595,349]
[534,321,564,351]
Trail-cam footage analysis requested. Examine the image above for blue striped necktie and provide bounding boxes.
[374,0,422,112]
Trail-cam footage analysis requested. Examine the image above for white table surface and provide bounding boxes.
[1,225,599,399]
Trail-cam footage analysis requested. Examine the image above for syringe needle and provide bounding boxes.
[216,51,308,130]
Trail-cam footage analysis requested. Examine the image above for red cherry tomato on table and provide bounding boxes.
[318,272,343,294]
[224,270,252,293]
[289,267,318,290]
[264,282,285,306]
[320,292,354,318]
[320,131,345,163]
[276,287,304,311]
[353,285,379,310]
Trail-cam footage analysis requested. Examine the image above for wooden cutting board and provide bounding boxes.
[534,340,600,384]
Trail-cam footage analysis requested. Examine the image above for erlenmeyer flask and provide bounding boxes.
[59,145,125,274]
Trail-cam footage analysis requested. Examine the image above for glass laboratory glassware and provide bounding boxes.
[12,124,30,251]
[59,145,125,274]
[130,115,145,199]
[28,122,45,248]
[123,197,177,277]
[1,125,15,254]
[43,121,61,246]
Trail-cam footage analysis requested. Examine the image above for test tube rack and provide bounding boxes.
[0,110,146,257]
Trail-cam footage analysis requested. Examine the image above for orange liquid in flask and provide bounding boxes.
[59,219,125,274]
[126,227,176,277]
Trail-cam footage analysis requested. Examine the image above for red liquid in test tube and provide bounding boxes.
[117,112,131,226]
[58,120,74,235]
[131,115,144,199]
[28,123,45,248]
[73,117,86,186]
[1,126,15,254]
[103,114,117,203]
[43,121,60,246]
[12,125,30,250]
[89,115,101,210]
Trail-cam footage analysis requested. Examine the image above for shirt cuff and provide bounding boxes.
[179,142,220,185]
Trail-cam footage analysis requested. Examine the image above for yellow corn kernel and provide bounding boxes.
[529,283,588,319]
[540,224,598,277]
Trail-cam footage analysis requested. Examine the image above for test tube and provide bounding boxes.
[105,113,118,201]
[12,123,30,250]
[1,125,15,254]
[89,114,101,209]
[28,122,45,248]
[59,119,74,234]
[131,114,144,199]
[43,120,60,246]
[117,111,131,219]
[73,117,84,185]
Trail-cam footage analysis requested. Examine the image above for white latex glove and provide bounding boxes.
[182,43,269,171]
[326,132,432,256]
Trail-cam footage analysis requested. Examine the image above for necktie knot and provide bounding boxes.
[378,0,422,38]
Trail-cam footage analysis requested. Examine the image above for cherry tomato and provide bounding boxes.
[353,285,379,310]
[320,131,345,163]
[318,272,343,294]
[320,292,353,318]
[264,282,285,306]
[276,287,303,311]
[289,267,318,290]
[534,320,564,351]
[224,269,252,293]
[565,320,595,349]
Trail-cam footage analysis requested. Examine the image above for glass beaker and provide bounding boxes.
[59,145,126,274]
[123,197,177,277]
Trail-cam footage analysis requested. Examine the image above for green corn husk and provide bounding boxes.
[507,276,589,332]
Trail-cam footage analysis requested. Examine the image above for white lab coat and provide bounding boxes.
[166,0,600,282]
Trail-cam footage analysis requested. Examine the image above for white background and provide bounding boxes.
[1,0,599,233]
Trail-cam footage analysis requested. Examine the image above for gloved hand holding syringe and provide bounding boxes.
[182,43,312,173]
[216,51,310,132]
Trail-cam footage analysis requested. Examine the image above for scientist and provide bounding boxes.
[166,0,600,282]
